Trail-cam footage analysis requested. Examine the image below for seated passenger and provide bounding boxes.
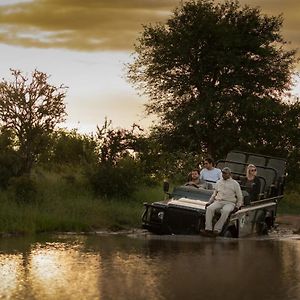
[202,167,243,236]
[185,169,203,188]
[199,157,222,183]
[240,164,261,205]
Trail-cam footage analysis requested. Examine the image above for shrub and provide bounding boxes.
[89,157,144,198]
[8,175,38,204]
[0,129,22,188]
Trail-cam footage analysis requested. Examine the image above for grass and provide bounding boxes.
[277,187,300,215]
[0,167,164,235]
[0,166,299,235]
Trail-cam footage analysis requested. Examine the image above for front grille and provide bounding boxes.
[165,207,204,234]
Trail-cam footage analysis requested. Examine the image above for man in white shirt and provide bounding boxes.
[200,158,222,182]
[203,167,243,236]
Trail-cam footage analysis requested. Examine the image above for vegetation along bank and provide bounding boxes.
[1,0,300,234]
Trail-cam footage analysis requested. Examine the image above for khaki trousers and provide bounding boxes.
[205,201,235,232]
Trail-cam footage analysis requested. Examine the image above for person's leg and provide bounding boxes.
[214,202,235,233]
[205,202,223,231]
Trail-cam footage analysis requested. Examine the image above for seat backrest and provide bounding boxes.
[225,161,246,174]
[216,161,225,171]
[256,167,277,196]
[257,176,266,197]
[247,155,266,167]
[216,160,246,175]
[267,158,286,179]
[226,152,246,164]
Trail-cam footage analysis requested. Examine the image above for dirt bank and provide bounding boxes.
[276,214,300,233]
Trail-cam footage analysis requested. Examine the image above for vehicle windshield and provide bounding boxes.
[172,185,213,202]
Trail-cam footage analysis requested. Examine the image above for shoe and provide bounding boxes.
[212,230,220,237]
[200,229,213,237]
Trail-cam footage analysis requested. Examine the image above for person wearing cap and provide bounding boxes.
[203,166,243,236]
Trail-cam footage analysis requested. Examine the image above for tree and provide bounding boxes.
[95,118,143,165]
[46,129,97,166]
[127,0,299,159]
[0,69,67,174]
[88,119,146,198]
[0,128,21,187]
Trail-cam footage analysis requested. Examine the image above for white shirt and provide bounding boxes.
[209,177,243,208]
[200,167,222,182]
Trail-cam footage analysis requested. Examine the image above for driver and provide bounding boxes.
[185,169,203,188]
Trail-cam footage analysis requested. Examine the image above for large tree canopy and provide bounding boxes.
[0,69,67,173]
[127,0,299,158]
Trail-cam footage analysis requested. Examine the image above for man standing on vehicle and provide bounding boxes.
[204,167,243,236]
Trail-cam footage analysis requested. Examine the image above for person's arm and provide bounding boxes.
[199,169,204,180]
[249,177,261,201]
[205,188,217,208]
[235,182,244,208]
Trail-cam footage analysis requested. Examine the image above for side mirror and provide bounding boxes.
[163,181,169,193]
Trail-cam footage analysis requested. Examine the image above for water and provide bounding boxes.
[1,232,300,300]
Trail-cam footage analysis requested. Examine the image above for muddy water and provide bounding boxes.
[0,231,300,300]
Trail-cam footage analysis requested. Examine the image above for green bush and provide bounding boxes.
[0,129,22,188]
[8,175,38,204]
[89,157,144,198]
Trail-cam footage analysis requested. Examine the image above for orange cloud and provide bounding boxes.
[0,0,176,51]
[0,0,299,52]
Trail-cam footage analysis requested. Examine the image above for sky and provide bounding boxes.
[0,0,299,134]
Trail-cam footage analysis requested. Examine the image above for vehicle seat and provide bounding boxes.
[256,167,277,197]
[226,151,247,163]
[247,155,266,167]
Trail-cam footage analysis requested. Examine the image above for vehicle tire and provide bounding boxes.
[223,228,233,238]
[258,222,268,235]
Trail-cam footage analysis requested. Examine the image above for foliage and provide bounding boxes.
[8,174,37,204]
[127,0,299,160]
[0,167,161,234]
[95,118,143,165]
[86,119,153,197]
[89,156,144,198]
[134,132,203,182]
[0,129,21,188]
[45,129,98,166]
[0,69,67,174]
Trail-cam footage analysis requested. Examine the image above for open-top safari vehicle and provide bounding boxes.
[142,151,287,238]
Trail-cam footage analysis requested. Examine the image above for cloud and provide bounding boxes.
[0,0,176,51]
[0,0,299,52]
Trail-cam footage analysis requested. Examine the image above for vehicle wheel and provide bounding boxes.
[223,229,233,238]
[258,222,268,235]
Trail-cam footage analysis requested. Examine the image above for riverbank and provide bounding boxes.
[276,214,300,234]
[0,167,299,236]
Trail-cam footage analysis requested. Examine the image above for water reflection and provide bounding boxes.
[28,242,101,299]
[0,254,24,298]
[0,234,300,300]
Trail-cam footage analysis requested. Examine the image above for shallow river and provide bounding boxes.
[1,231,300,300]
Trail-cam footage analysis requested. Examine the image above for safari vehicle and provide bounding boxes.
[142,151,287,238]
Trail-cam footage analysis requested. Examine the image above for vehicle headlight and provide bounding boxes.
[158,211,164,220]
